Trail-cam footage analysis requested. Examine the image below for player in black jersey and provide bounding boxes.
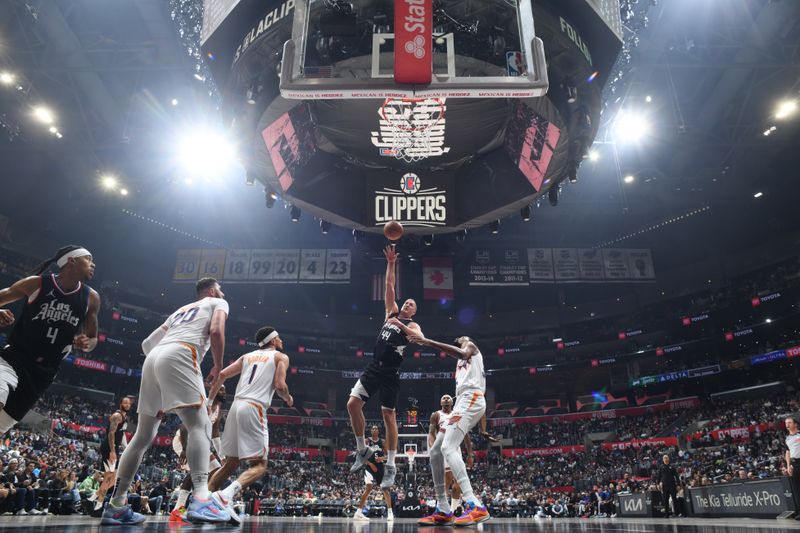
[348,245,422,489]
[92,397,132,511]
[0,245,100,434]
[353,425,394,522]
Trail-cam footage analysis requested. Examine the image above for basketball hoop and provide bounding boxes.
[404,443,418,471]
[379,97,446,163]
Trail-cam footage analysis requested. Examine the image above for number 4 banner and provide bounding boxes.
[299,249,326,283]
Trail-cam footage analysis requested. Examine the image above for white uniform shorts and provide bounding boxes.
[138,342,206,417]
[221,398,269,460]
[0,357,18,407]
[447,390,486,435]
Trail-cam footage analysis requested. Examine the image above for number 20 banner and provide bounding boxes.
[173,248,351,284]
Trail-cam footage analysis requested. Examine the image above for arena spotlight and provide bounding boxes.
[423,234,434,246]
[775,100,797,120]
[754,192,763,198]
[320,220,331,234]
[587,149,600,162]
[32,106,55,125]
[120,188,129,196]
[489,220,500,234]
[265,188,277,208]
[614,110,649,142]
[455,229,467,243]
[548,186,559,207]
[101,175,118,190]
[176,127,237,179]
[624,174,635,184]
[0,71,15,85]
[290,205,301,222]
[520,204,532,222]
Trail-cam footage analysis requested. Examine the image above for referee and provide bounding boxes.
[784,416,800,488]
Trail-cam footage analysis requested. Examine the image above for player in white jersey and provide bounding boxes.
[207,326,293,523]
[101,278,231,526]
[411,335,494,526]
[428,394,473,514]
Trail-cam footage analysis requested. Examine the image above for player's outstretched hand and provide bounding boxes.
[408,334,428,346]
[383,244,398,263]
[72,334,91,351]
[206,365,221,386]
[0,309,14,327]
[480,431,501,443]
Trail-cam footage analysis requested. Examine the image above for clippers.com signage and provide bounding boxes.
[371,171,452,228]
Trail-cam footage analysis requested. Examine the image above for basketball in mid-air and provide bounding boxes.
[383,220,403,241]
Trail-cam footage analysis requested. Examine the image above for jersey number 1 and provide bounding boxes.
[248,364,258,384]
[46,326,59,345]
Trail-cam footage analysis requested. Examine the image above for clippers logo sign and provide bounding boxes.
[372,172,449,228]
[394,0,432,84]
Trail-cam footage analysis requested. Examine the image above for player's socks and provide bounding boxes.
[356,435,367,452]
[386,450,396,466]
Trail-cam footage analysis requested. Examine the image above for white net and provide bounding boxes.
[379,97,446,163]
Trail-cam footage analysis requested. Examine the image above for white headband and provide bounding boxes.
[57,248,92,268]
[258,330,279,347]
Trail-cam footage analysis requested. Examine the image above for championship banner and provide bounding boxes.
[602,248,630,280]
[578,248,604,280]
[601,437,678,450]
[527,248,555,282]
[553,248,579,280]
[423,257,454,300]
[174,248,351,283]
[688,478,796,518]
[468,248,529,286]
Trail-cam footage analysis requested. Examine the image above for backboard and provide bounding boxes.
[280,0,548,99]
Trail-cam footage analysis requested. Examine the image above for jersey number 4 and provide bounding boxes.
[46,326,59,345]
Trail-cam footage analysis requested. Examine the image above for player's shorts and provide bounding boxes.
[100,445,119,473]
[137,342,206,417]
[349,363,400,411]
[221,398,269,460]
[446,390,486,435]
[0,346,56,421]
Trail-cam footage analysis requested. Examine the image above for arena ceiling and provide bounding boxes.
[0,0,799,275]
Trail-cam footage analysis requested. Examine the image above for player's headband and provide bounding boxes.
[258,330,280,347]
[57,248,92,268]
[441,395,453,403]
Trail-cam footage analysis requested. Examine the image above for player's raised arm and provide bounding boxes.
[383,245,400,318]
[409,335,476,360]
[0,277,41,327]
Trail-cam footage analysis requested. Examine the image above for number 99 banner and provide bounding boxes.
[174,248,351,284]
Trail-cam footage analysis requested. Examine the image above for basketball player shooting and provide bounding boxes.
[0,245,99,435]
[101,277,230,525]
[348,244,422,490]
[411,334,493,526]
[207,326,293,524]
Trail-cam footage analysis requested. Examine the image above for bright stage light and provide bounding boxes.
[48,126,57,134]
[614,111,650,142]
[645,95,652,103]
[32,106,55,125]
[177,127,237,179]
[120,188,129,196]
[754,192,763,198]
[0,72,15,85]
[171,98,179,106]
[624,175,635,184]
[775,100,797,120]
[101,175,118,190]
[588,149,599,162]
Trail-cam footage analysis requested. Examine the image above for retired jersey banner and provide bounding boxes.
[174,248,350,284]
[527,248,555,282]
[423,257,454,300]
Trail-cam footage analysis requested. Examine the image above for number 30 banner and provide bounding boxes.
[174,248,351,284]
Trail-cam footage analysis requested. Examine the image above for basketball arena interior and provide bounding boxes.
[1,0,800,531]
